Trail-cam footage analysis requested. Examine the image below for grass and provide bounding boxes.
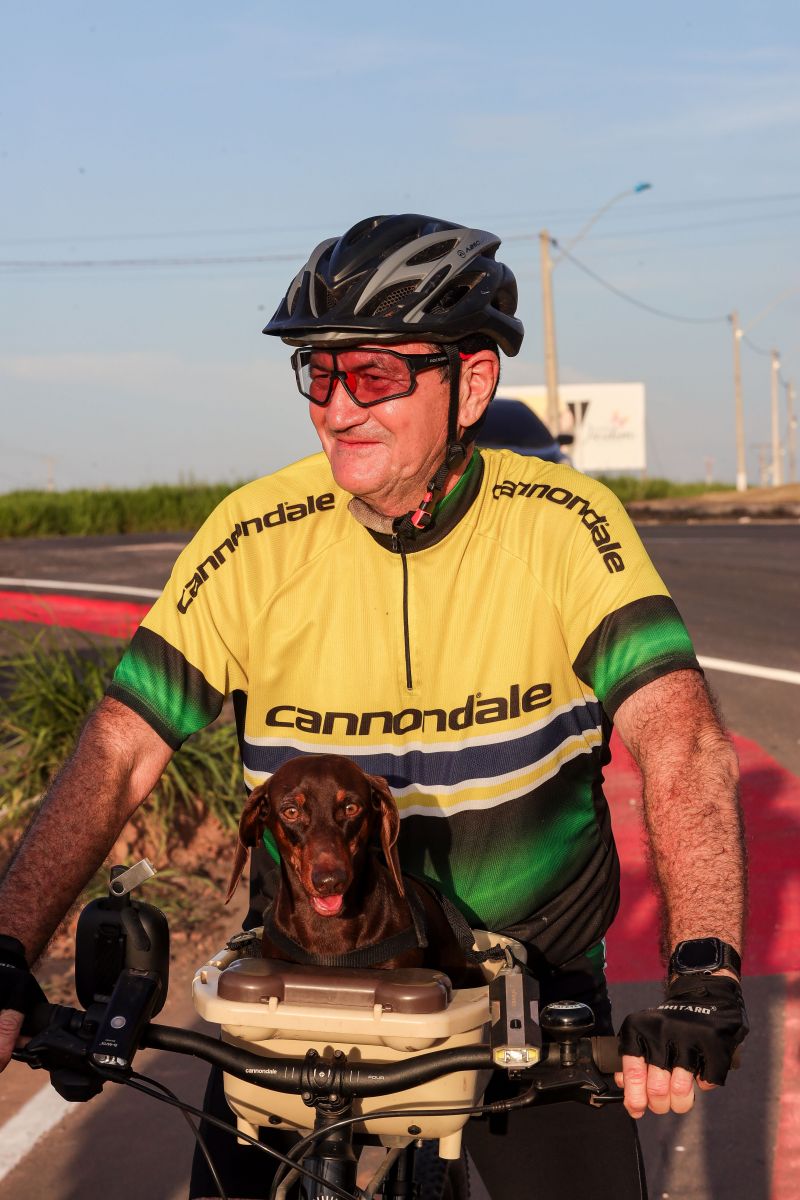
[0,481,245,538]
[0,629,243,922]
[597,476,733,504]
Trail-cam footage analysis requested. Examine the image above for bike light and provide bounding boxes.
[493,1046,541,1067]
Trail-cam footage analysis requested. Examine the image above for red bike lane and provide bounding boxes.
[604,733,800,1199]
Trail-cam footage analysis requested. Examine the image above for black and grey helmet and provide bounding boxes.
[262,213,524,357]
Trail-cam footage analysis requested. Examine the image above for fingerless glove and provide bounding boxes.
[0,934,46,1016]
[618,974,748,1086]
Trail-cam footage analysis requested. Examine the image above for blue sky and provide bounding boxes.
[1,0,798,489]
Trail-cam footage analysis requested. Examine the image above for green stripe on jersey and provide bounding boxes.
[109,626,224,746]
[573,596,698,716]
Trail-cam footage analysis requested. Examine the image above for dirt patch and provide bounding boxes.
[629,483,800,522]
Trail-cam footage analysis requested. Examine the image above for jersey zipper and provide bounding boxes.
[392,531,413,690]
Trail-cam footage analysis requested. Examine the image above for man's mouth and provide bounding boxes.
[310,894,344,917]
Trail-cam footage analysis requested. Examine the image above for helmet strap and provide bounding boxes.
[395,344,468,538]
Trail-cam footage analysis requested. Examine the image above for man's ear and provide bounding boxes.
[457,350,499,432]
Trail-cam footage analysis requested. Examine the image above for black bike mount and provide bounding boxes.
[75,860,170,1015]
[19,862,171,1103]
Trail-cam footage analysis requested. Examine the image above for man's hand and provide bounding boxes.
[0,936,45,1071]
[614,974,748,1118]
[0,1009,25,1073]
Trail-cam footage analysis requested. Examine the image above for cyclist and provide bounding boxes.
[0,214,747,1199]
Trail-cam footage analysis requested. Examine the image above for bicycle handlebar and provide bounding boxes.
[17,993,623,1104]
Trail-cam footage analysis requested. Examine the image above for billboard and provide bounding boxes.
[496,383,646,473]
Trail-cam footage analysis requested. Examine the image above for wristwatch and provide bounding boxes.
[668,937,741,979]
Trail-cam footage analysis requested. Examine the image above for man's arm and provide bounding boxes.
[612,668,747,1117]
[0,696,173,1068]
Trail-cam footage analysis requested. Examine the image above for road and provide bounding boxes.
[0,522,798,1199]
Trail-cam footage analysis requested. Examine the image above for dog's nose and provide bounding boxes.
[310,861,349,896]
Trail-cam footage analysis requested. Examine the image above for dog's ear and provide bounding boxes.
[225,781,271,904]
[367,772,405,898]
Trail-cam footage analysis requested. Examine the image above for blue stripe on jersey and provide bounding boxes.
[241,698,604,787]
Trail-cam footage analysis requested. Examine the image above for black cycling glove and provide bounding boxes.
[618,974,748,1086]
[0,934,46,1016]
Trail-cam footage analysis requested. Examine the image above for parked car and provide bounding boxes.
[477,397,573,463]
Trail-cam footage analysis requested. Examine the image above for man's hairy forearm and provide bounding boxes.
[616,671,747,958]
[0,698,171,963]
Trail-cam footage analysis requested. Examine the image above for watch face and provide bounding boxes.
[674,938,722,972]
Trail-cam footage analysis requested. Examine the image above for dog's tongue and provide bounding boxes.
[311,894,344,917]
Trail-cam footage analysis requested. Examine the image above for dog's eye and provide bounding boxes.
[281,804,300,820]
[343,802,362,818]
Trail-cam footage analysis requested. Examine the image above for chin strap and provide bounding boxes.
[395,344,469,539]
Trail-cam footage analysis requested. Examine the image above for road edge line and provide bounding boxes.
[0,1083,74,1182]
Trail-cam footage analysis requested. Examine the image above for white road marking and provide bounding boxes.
[0,1084,74,1181]
[698,655,800,686]
[0,576,160,599]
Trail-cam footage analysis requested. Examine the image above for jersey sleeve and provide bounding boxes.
[107,495,251,748]
[556,484,700,717]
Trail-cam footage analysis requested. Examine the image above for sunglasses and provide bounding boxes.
[291,347,449,408]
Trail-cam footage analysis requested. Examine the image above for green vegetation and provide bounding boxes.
[0,482,245,538]
[596,476,732,504]
[0,475,737,538]
[0,630,242,922]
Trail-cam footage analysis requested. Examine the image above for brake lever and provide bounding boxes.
[13,1005,106,1102]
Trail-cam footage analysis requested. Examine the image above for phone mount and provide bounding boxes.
[74,860,170,1016]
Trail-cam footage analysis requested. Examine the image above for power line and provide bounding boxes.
[0,251,304,272]
[740,333,774,358]
[551,241,730,325]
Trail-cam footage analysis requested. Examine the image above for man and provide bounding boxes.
[0,214,747,1199]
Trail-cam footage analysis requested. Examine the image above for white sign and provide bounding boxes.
[496,383,646,473]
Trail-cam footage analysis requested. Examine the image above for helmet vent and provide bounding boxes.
[406,239,458,266]
[314,279,342,314]
[427,273,481,314]
[368,281,420,317]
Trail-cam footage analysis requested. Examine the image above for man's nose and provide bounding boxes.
[324,376,368,428]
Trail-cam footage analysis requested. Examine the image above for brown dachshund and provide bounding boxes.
[226,754,483,986]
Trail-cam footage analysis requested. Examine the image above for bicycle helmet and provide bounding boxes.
[262,213,524,357]
[264,214,524,535]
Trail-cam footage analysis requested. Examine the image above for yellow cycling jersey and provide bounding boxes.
[109,449,698,966]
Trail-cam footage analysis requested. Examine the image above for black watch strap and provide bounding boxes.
[669,937,741,979]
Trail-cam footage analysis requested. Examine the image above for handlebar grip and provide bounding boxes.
[21,1002,59,1038]
[591,1036,622,1075]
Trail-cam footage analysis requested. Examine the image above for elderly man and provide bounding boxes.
[0,214,747,1199]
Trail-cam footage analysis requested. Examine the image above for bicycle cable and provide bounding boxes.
[96,1066,361,1200]
[268,1084,540,1200]
[127,1069,229,1200]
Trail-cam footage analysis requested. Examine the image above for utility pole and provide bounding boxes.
[787,381,797,484]
[771,350,782,487]
[704,456,714,487]
[730,312,747,492]
[539,231,560,436]
[752,443,771,488]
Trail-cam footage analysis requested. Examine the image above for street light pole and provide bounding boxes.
[540,231,560,436]
[771,350,782,487]
[538,182,651,439]
[730,312,747,492]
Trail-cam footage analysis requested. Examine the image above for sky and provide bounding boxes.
[1,0,798,491]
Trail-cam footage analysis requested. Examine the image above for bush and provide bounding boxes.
[0,630,242,837]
